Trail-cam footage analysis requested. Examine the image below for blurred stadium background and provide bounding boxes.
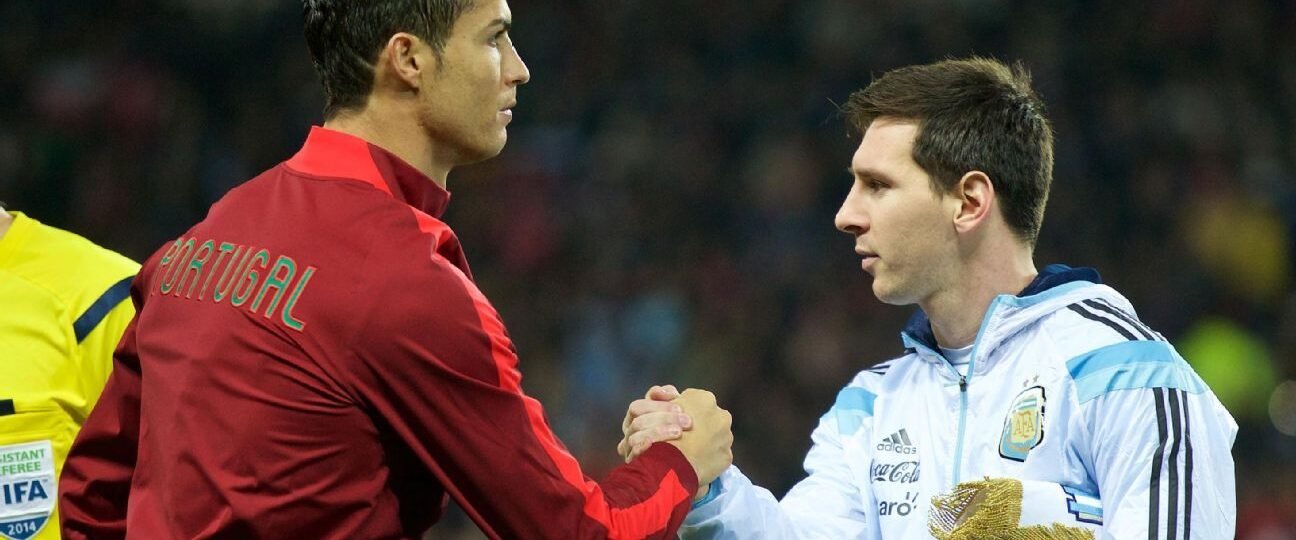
[2,0,1293,537]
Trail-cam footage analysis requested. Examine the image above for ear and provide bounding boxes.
[378,32,437,91]
[952,170,995,235]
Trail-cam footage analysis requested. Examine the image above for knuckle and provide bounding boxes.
[631,415,653,431]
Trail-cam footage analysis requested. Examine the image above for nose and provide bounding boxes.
[834,182,868,235]
[505,43,531,87]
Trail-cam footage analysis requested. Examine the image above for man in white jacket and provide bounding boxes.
[619,57,1236,539]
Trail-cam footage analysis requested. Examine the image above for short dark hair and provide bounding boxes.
[844,57,1054,246]
[302,0,475,119]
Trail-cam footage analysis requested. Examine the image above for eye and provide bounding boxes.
[489,31,507,47]
[866,179,887,192]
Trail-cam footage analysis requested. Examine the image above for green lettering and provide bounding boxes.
[281,266,316,332]
[231,250,271,307]
[159,238,195,295]
[199,242,238,300]
[213,246,250,304]
[252,256,297,318]
[156,238,182,269]
[178,240,215,298]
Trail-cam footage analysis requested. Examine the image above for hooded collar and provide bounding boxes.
[900,264,1102,358]
[284,126,451,218]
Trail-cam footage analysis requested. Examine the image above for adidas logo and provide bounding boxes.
[876,429,919,455]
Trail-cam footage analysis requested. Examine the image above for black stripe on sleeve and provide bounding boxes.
[1150,388,1168,540]
[1089,299,1163,341]
[1182,390,1194,539]
[1083,299,1156,341]
[1068,303,1138,341]
[866,360,894,375]
[73,276,134,343]
[1167,389,1184,538]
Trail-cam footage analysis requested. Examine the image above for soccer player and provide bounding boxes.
[620,58,1237,538]
[57,1,732,538]
[0,204,138,540]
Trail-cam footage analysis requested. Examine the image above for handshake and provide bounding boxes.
[617,385,732,502]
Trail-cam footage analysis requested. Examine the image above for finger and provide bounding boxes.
[628,423,683,452]
[630,411,685,434]
[623,398,678,435]
[627,399,682,427]
[627,439,653,462]
[646,384,680,401]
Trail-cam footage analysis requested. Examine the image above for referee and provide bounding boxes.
[0,203,138,540]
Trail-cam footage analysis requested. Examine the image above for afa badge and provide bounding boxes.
[999,386,1045,462]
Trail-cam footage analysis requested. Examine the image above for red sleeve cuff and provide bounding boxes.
[638,442,699,496]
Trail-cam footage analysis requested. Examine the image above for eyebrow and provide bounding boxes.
[847,166,890,181]
[485,18,512,33]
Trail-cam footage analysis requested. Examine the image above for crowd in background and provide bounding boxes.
[2,0,1293,537]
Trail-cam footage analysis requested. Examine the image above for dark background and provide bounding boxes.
[2,1,1293,537]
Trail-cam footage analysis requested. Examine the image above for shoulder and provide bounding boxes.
[1032,289,1205,405]
[6,215,139,316]
[823,353,917,436]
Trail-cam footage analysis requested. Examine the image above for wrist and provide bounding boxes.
[691,482,709,503]
[691,478,721,508]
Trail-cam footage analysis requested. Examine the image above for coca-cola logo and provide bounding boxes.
[871,461,921,483]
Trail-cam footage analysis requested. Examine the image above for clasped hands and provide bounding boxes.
[618,385,732,502]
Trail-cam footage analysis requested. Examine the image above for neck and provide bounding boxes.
[323,102,453,188]
[0,208,11,241]
[922,243,1037,349]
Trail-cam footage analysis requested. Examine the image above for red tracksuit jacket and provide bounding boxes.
[58,127,698,539]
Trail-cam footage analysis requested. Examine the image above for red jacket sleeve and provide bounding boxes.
[345,251,698,539]
[58,278,146,540]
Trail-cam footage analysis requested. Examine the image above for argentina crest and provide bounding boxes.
[999,386,1045,462]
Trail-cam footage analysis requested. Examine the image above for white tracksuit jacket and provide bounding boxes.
[682,265,1237,539]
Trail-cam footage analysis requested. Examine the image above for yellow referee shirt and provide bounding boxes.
[0,212,138,540]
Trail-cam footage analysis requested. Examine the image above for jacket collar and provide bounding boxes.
[900,264,1102,358]
[284,126,451,218]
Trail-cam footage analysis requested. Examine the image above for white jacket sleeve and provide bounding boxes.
[1071,340,1238,539]
[681,388,877,539]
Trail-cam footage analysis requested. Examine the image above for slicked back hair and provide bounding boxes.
[302,0,475,119]
[844,57,1055,247]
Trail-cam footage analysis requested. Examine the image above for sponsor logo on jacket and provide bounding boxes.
[871,461,921,484]
[877,429,918,455]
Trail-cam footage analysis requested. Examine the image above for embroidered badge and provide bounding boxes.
[0,440,55,540]
[999,386,1046,462]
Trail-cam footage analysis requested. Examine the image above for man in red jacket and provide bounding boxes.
[58,1,733,538]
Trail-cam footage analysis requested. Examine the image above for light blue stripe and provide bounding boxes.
[830,387,876,435]
[1068,341,1206,403]
[1070,502,1104,517]
[1068,341,1178,378]
[833,387,876,414]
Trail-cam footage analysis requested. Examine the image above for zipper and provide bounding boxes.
[948,295,1003,487]
[943,361,970,487]
[952,374,969,485]
[904,326,981,488]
